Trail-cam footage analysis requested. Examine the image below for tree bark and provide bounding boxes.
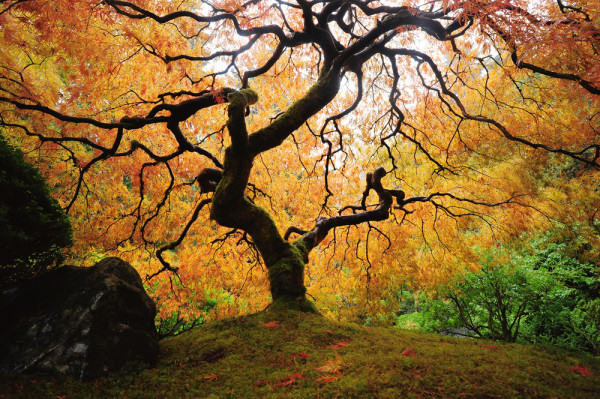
[209,86,338,312]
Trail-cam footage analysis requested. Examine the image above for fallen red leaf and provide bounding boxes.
[316,374,341,384]
[275,372,307,387]
[401,347,416,357]
[202,374,219,381]
[330,340,349,349]
[571,365,592,377]
[263,321,281,328]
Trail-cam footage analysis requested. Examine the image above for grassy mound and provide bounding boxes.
[1,310,599,398]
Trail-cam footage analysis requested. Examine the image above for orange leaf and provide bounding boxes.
[316,360,344,373]
[263,321,281,328]
[401,347,416,357]
[330,340,349,349]
[202,374,219,381]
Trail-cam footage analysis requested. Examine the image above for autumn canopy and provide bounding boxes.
[1,0,598,318]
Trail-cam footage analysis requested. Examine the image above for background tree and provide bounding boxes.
[0,0,598,313]
[413,228,600,353]
[0,134,73,290]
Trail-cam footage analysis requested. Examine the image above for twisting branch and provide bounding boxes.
[0,0,29,15]
[481,10,600,95]
[385,47,600,168]
[150,198,212,280]
[296,167,394,252]
[196,168,223,193]
[289,165,520,257]
[105,0,288,42]
[284,226,308,241]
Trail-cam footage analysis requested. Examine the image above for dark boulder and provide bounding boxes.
[0,257,158,380]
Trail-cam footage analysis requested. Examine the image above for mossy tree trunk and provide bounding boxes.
[209,71,341,311]
[207,63,404,311]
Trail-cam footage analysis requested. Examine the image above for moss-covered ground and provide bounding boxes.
[1,309,599,398]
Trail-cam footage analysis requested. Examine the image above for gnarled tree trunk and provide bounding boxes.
[206,66,407,311]
[208,74,341,311]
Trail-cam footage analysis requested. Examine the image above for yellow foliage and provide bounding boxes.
[1,0,599,322]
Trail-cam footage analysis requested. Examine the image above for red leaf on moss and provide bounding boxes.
[263,321,281,328]
[316,374,341,384]
[290,352,309,359]
[401,347,416,357]
[330,340,349,349]
[275,372,306,387]
[571,365,592,376]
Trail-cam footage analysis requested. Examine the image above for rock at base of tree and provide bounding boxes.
[0,257,158,381]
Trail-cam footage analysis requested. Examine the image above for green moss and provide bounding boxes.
[269,257,295,274]
[1,310,599,398]
[227,88,259,107]
[267,249,307,301]
[239,88,259,105]
[293,239,310,263]
[269,296,319,314]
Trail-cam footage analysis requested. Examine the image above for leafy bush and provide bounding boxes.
[579,299,600,354]
[393,289,428,330]
[420,231,599,353]
[422,255,556,342]
[156,297,218,339]
[151,279,220,339]
[0,136,72,290]
[395,311,427,330]
[518,234,600,354]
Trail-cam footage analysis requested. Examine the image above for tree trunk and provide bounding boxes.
[208,130,313,311]
[209,76,340,313]
[266,241,318,312]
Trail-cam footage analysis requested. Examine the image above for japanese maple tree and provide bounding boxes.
[1,0,598,312]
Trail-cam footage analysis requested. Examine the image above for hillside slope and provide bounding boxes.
[1,309,599,398]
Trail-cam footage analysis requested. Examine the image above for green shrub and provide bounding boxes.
[422,257,555,342]
[0,135,72,290]
[518,234,599,354]
[420,231,600,353]
[156,297,218,339]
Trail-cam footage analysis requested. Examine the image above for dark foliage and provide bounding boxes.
[0,135,72,290]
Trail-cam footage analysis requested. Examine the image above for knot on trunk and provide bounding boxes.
[196,168,223,193]
[227,88,259,108]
